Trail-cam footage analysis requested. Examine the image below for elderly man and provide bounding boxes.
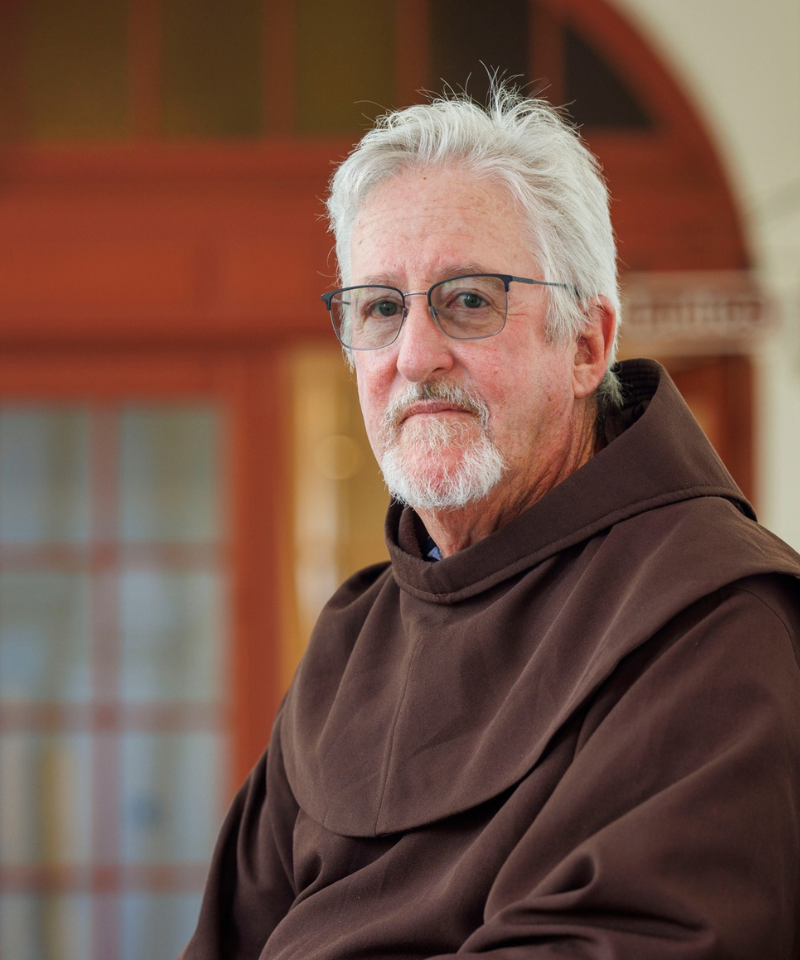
[183,87,800,959]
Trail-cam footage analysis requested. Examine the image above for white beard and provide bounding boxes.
[378,381,507,511]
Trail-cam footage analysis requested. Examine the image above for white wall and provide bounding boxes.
[609,0,800,549]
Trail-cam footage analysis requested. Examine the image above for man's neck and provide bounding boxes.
[415,402,600,558]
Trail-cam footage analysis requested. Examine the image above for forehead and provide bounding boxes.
[349,165,535,283]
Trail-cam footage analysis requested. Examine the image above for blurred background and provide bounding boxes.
[0,0,798,957]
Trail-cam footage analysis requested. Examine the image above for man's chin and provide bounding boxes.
[380,441,507,512]
[386,445,475,483]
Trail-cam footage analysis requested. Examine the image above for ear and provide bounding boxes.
[571,295,617,400]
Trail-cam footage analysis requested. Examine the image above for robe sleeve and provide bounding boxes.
[430,579,800,959]
[179,712,297,960]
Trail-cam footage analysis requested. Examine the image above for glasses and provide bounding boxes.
[321,273,574,351]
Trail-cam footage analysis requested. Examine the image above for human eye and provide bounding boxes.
[443,277,503,310]
[454,289,489,310]
[350,288,402,324]
[346,288,404,346]
[365,295,403,320]
[438,278,503,314]
[434,276,505,337]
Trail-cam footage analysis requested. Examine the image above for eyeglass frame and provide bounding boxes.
[321,273,578,351]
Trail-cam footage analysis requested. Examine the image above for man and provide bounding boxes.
[183,87,800,959]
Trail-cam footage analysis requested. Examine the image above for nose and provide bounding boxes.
[394,293,456,383]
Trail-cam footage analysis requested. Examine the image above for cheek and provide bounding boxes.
[488,364,566,439]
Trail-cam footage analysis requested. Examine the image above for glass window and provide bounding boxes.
[564,25,652,129]
[120,893,204,960]
[120,569,225,702]
[120,732,224,865]
[430,0,529,104]
[0,733,93,866]
[296,0,396,135]
[0,400,228,960]
[0,408,90,544]
[119,407,221,543]
[25,0,128,140]
[0,572,91,703]
[162,0,263,138]
[0,892,92,960]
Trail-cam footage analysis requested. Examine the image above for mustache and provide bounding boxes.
[381,380,491,437]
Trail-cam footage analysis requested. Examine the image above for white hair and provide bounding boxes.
[325,82,622,404]
[381,425,507,512]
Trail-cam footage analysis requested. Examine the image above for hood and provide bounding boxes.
[386,359,754,603]
[281,359,799,837]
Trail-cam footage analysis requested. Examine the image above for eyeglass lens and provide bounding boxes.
[330,275,508,349]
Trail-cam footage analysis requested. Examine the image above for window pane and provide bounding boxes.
[296,0,396,135]
[564,26,652,129]
[25,0,128,140]
[0,892,92,960]
[120,893,203,960]
[120,569,226,702]
[119,407,221,543]
[0,408,90,544]
[0,573,91,703]
[162,0,263,138]
[120,732,223,865]
[430,0,529,104]
[0,733,92,866]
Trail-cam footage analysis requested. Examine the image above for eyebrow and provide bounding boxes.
[358,264,498,288]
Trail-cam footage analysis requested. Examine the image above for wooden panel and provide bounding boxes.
[0,351,223,396]
[220,236,330,317]
[223,351,290,782]
[589,135,750,272]
[0,241,197,313]
[0,145,341,342]
[0,141,746,340]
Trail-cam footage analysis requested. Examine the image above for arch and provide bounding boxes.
[551,0,750,271]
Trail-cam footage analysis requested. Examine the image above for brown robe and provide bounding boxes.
[183,359,800,960]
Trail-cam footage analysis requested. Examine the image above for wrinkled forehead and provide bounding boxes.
[342,161,536,283]
[347,165,536,286]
